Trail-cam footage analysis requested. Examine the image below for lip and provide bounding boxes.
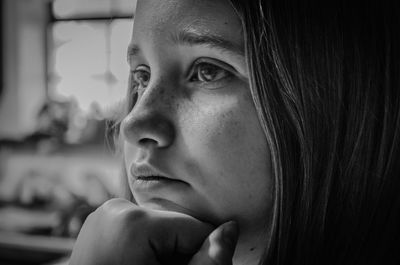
[132,176,188,196]
[130,164,188,191]
[131,164,174,180]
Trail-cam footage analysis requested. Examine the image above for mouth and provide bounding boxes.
[132,164,175,180]
[134,175,186,185]
[131,176,187,201]
[130,164,188,191]
[136,175,179,182]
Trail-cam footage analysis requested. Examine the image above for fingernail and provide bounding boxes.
[222,221,239,247]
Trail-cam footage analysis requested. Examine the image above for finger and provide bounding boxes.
[189,221,239,265]
[146,209,215,260]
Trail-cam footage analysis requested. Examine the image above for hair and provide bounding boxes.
[229,0,400,264]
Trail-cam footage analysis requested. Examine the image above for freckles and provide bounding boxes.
[220,110,243,137]
[156,85,179,113]
[207,110,245,151]
[177,96,248,155]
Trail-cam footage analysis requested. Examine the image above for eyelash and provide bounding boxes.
[129,59,235,92]
[130,65,150,91]
[188,60,234,84]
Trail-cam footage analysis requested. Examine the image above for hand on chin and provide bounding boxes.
[69,198,239,265]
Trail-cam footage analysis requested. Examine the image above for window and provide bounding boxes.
[48,0,135,116]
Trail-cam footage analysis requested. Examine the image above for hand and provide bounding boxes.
[69,198,239,265]
[189,220,239,265]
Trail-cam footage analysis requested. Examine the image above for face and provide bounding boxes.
[121,0,273,260]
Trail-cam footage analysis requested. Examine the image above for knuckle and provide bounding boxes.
[100,198,130,210]
[101,199,149,225]
[124,206,149,223]
[90,199,152,238]
[99,198,131,216]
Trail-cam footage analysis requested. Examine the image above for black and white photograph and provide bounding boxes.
[0,0,399,264]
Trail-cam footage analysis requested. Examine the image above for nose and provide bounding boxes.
[121,88,175,149]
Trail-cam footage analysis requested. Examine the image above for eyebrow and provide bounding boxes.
[171,29,244,57]
[127,29,244,61]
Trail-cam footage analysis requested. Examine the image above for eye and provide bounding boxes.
[189,62,232,83]
[131,65,150,88]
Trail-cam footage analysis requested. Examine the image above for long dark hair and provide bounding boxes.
[230,0,400,264]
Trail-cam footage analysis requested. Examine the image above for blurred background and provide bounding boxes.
[0,0,135,264]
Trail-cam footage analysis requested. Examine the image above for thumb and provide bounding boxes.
[189,221,239,265]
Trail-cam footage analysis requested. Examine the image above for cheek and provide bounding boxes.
[180,99,245,159]
[123,143,136,166]
[200,109,243,152]
[179,97,273,223]
[208,109,270,187]
[123,143,136,188]
[180,95,271,188]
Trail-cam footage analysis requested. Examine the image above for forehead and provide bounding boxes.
[133,0,243,46]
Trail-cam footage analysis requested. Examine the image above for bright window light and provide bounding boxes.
[48,19,132,115]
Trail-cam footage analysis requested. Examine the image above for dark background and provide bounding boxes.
[1,0,3,98]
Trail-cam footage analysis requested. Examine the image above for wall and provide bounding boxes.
[0,0,49,138]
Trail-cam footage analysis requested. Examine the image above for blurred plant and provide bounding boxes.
[0,168,113,238]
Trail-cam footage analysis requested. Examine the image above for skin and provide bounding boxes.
[70,198,238,265]
[120,0,274,264]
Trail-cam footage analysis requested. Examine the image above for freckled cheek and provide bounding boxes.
[179,96,270,183]
[180,103,249,165]
[206,112,243,153]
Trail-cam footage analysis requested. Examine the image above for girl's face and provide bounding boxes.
[121,0,273,261]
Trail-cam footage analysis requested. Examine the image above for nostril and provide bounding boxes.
[138,138,158,148]
[122,111,175,149]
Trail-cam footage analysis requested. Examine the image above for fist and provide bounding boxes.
[69,198,239,265]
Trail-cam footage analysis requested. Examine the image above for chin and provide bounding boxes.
[136,197,220,225]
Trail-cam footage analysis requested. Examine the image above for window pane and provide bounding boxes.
[48,19,132,115]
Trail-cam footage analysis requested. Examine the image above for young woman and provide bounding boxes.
[70,0,400,264]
